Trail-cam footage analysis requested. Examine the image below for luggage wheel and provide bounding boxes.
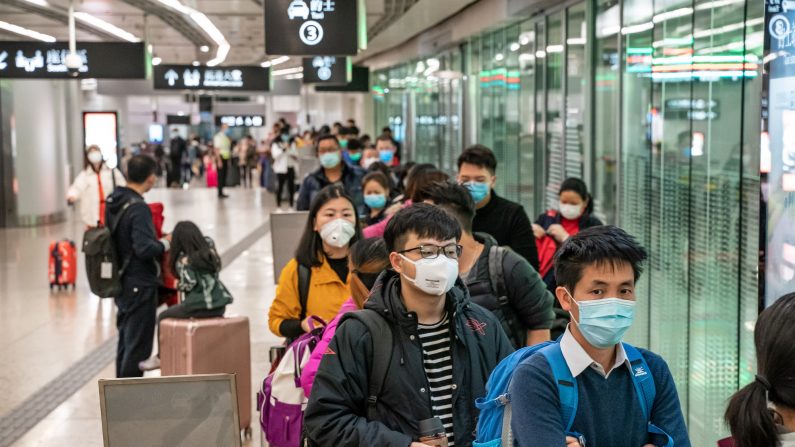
[241,426,252,440]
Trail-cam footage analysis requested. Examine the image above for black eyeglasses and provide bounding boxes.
[399,244,463,260]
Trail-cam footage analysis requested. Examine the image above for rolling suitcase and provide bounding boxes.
[160,316,252,439]
[148,202,179,307]
[49,239,77,290]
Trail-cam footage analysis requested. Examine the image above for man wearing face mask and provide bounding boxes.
[509,226,690,447]
[304,204,513,447]
[105,155,172,378]
[457,145,539,270]
[375,135,401,167]
[296,134,365,214]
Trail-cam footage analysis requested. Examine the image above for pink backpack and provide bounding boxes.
[257,317,326,447]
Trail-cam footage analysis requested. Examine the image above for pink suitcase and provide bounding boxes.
[160,316,252,438]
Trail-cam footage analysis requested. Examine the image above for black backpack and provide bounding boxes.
[82,199,142,298]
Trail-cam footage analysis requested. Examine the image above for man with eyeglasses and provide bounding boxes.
[304,203,513,447]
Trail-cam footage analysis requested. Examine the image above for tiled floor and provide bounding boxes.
[0,187,282,446]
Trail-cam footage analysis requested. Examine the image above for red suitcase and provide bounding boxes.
[48,239,77,290]
[149,202,179,307]
[160,316,252,438]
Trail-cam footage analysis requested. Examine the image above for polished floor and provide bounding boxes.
[0,187,283,446]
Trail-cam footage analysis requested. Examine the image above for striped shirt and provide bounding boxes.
[418,313,455,446]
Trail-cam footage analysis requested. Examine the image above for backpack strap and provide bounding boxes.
[623,343,674,447]
[539,344,578,433]
[344,310,394,420]
[297,263,312,322]
[108,198,144,276]
[488,245,523,346]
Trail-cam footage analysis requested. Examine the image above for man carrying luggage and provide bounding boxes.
[304,204,513,446]
[105,155,171,378]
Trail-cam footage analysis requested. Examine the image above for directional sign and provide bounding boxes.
[302,56,351,84]
[264,0,366,55]
[153,65,271,91]
[214,115,265,127]
[315,65,370,92]
[0,42,145,79]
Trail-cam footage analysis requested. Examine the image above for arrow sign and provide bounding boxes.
[165,69,178,86]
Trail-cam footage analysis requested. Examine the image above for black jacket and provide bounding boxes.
[296,164,365,214]
[304,270,514,446]
[472,192,540,270]
[105,187,165,288]
[464,233,555,347]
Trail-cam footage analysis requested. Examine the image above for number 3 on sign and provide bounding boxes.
[299,20,324,46]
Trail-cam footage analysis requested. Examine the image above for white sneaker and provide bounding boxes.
[138,356,161,371]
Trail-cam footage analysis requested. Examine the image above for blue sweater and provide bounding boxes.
[509,348,691,447]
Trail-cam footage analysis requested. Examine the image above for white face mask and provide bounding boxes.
[362,157,379,169]
[319,218,355,248]
[559,202,583,220]
[399,254,458,296]
[87,151,103,164]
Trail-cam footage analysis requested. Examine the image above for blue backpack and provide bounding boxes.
[473,341,674,447]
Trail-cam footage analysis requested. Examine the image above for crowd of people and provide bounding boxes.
[65,118,795,447]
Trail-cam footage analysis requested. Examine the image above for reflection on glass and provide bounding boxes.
[518,21,537,213]
[565,3,586,182]
[545,12,564,210]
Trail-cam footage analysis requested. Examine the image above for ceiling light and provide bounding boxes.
[545,45,563,53]
[192,60,200,66]
[157,0,229,66]
[285,73,303,80]
[73,12,140,42]
[152,57,162,66]
[200,45,209,53]
[272,66,303,76]
[261,56,289,68]
[23,0,49,6]
[621,22,654,35]
[495,53,505,61]
[0,20,55,42]
[510,43,521,52]
[652,8,693,24]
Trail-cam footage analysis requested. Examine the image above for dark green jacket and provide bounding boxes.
[176,260,233,311]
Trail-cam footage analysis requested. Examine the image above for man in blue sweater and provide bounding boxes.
[509,225,691,447]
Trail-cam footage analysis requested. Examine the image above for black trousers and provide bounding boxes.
[154,302,226,355]
[217,158,228,196]
[115,285,158,378]
[276,168,296,207]
[240,165,253,188]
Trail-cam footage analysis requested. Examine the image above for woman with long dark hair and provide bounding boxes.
[268,184,363,339]
[724,294,795,447]
[299,237,390,395]
[138,221,233,371]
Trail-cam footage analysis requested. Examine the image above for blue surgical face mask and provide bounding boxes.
[379,149,394,164]
[566,290,636,349]
[319,151,341,169]
[463,181,490,203]
[281,134,290,143]
[364,193,387,209]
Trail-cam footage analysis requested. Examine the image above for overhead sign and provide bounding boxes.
[302,56,351,84]
[315,65,370,92]
[215,115,265,127]
[153,65,270,91]
[264,0,366,55]
[0,42,145,79]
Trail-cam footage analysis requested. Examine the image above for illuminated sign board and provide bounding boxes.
[83,112,119,168]
[153,65,270,91]
[214,115,265,127]
[264,0,366,55]
[302,56,351,84]
[315,65,370,92]
[0,42,145,79]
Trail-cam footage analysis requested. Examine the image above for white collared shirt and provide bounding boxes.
[559,326,630,379]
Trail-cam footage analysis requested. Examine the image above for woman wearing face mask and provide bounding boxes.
[268,185,363,339]
[533,178,603,292]
[67,145,127,229]
[299,237,389,395]
[361,171,392,226]
[271,129,299,208]
[723,293,795,447]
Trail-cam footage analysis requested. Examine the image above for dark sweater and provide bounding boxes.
[473,192,539,270]
[105,187,165,288]
[509,348,691,447]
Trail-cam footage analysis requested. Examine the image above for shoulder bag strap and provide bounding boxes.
[345,310,394,420]
[489,245,523,346]
[297,263,312,321]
